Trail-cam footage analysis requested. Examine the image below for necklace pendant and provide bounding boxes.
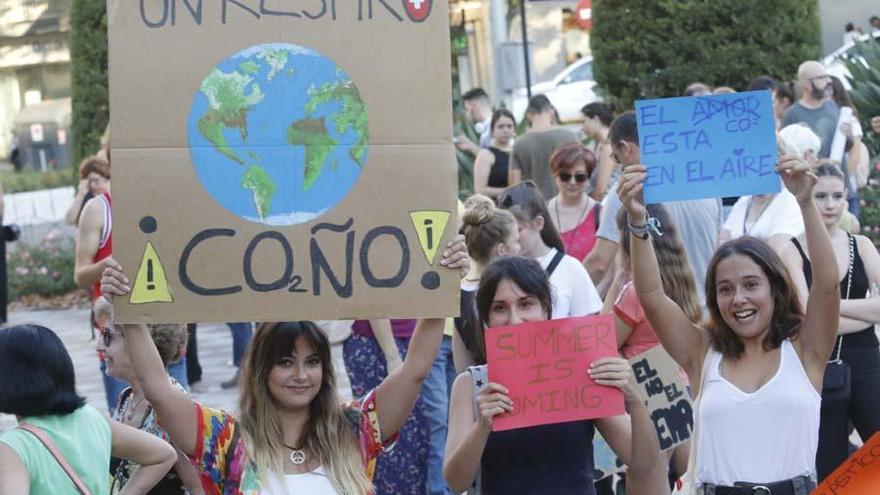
[289,449,306,465]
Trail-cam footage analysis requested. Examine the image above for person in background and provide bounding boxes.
[508,94,580,200]
[781,61,839,159]
[453,194,520,372]
[456,88,494,155]
[580,102,619,202]
[712,86,736,95]
[65,155,110,226]
[779,164,880,481]
[683,82,712,96]
[871,15,880,34]
[829,75,868,217]
[584,112,721,307]
[842,22,864,45]
[0,324,177,494]
[547,143,601,262]
[618,153,838,492]
[773,81,797,126]
[499,182,602,317]
[94,298,203,494]
[473,109,516,199]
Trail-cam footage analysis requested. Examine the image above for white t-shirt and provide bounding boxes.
[261,466,339,495]
[723,190,804,241]
[537,248,603,318]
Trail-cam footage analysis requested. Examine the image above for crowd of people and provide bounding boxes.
[0,51,879,495]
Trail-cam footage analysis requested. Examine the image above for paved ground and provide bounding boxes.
[1,308,353,431]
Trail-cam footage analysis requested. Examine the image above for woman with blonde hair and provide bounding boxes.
[99,238,469,495]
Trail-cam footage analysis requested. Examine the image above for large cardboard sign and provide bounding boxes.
[485,315,624,432]
[629,346,693,451]
[108,1,457,323]
[814,432,880,495]
[635,90,780,203]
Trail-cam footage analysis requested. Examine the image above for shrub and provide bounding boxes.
[591,0,822,104]
[6,231,77,301]
[1,169,76,194]
[69,0,109,165]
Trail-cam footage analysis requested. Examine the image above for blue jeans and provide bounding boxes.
[422,335,457,495]
[228,322,253,367]
[100,356,189,412]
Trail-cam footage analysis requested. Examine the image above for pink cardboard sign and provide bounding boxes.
[486,315,624,432]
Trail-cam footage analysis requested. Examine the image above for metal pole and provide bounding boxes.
[519,0,532,99]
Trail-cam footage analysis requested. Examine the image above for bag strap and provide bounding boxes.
[466,365,489,495]
[545,249,566,277]
[18,424,92,495]
[831,234,856,364]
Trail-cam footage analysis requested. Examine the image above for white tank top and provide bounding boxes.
[695,340,820,486]
[260,466,339,495]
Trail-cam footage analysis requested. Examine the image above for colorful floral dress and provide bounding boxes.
[189,390,394,494]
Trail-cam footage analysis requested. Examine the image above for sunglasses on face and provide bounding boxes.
[558,172,589,183]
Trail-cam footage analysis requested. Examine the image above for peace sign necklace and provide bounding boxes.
[282,443,306,465]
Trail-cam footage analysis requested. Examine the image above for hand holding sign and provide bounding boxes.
[776,154,817,205]
[486,315,624,431]
[475,383,514,432]
[635,91,780,203]
[588,357,641,409]
[616,164,649,225]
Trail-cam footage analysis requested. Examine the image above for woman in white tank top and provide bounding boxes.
[617,154,839,493]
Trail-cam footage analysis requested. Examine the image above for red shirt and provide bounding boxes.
[91,191,112,300]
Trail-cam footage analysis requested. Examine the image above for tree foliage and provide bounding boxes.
[69,0,108,165]
[591,0,822,104]
[845,40,880,246]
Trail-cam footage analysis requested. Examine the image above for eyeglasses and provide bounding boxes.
[558,172,589,183]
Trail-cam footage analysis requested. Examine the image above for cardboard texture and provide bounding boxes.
[485,315,624,432]
[635,90,781,203]
[628,346,693,452]
[108,1,457,323]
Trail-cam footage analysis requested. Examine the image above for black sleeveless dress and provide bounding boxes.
[487,147,510,188]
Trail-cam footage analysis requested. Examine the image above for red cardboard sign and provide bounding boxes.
[486,315,624,431]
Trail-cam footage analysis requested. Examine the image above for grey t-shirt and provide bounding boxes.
[510,127,579,200]
[780,100,840,158]
[598,186,722,306]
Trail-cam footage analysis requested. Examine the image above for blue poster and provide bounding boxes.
[635,90,780,203]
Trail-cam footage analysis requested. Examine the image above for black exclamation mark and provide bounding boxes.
[424,219,434,251]
[146,259,155,291]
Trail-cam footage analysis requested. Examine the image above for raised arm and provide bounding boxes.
[617,165,710,379]
[101,260,200,456]
[779,155,839,379]
[374,236,469,442]
[371,319,403,374]
[107,418,177,495]
[590,141,615,202]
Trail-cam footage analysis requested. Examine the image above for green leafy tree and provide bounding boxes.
[69,0,108,165]
[591,0,822,104]
[845,40,880,246]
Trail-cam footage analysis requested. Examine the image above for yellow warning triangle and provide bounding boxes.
[129,242,173,304]
[409,210,451,265]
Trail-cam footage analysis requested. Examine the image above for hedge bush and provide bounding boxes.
[591,0,822,104]
[6,231,77,301]
[69,0,109,165]
[1,169,76,194]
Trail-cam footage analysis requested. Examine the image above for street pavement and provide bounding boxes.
[1,308,353,431]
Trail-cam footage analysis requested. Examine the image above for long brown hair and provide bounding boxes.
[497,182,565,253]
[617,205,701,323]
[238,322,371,493]
[704,238,804,358]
